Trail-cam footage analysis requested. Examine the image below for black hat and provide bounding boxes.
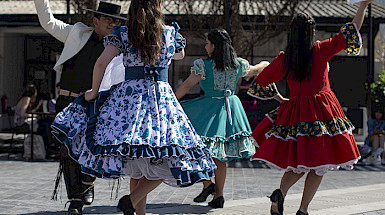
[84,1,127,20]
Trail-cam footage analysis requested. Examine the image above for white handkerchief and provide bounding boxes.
[347,0,365,4]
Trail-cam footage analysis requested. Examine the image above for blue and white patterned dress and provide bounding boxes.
[51,23,216,187]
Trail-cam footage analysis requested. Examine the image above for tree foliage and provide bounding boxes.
[69,0,304,56]
[369,70,385,108]
[71,0,97,25]
[162,0,302,56]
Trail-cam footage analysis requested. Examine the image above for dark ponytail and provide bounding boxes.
[207,29,239,71]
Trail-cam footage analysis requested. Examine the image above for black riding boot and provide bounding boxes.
[80,173,95,205]
[60,145,84,214]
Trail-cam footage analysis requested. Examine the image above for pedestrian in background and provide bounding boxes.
[13,83,38,132]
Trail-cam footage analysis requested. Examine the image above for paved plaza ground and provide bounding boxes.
[0,154,385,215]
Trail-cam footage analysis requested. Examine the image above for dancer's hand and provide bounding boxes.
[85,89,97,101]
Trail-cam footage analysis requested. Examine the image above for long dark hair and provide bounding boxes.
[126,0,164,65]
[207,29,239,71]
[284,13,316,81]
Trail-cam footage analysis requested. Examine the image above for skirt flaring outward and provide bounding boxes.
[52,79,216,187]
[251,91,360,176]
[181,94,256,162]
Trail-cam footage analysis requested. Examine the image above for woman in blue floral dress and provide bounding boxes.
[174,29,277,208]
[51,0,216,214]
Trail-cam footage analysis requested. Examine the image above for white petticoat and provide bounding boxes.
[125,158,176,185]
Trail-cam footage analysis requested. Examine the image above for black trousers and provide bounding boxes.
[56,95,95,200]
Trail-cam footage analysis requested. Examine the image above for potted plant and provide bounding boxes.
[369,70,385,108]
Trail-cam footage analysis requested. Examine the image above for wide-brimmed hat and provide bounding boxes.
[84,1,127,20]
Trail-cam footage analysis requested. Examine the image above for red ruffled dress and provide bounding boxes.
[249,23,361,175]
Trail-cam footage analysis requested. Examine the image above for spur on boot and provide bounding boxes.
[268,189,284,215]
[117,195,136,215]
[296,210,309,215]
[193,183,216,202]
[208,196,224,208]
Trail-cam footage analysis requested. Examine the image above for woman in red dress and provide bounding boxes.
[249,1,373,214]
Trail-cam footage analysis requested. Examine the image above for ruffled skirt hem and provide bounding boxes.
[52,120,216,186]
[202,131,256,162]
[251,157,360,176]
[51,80,216,186]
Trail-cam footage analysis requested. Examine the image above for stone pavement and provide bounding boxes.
[1,157,385,215]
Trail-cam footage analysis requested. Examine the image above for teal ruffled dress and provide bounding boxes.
[180,58,256,162]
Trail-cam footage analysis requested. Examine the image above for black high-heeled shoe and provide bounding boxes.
[66,199,83,215]
[193,183,216,202]
[117,195,135,215]
[268,189,284,215]
[296,210,309,215]
[208,196,224,208]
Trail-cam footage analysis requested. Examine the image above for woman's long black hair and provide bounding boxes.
[284,12,316,81]
[207,29,239,71]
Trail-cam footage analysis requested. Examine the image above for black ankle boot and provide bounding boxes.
[296,210,309,215]
[193,183,216,202]
[208,196,224,208]
[268,189,284,215]
[117,195,135,215]
[67,199,83,215]
[81,181,94,205]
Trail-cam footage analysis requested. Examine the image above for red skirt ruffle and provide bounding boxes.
[251,91,361,175]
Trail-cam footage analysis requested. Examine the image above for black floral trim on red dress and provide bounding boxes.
[266,106,280,123]
[247,79,279,100]
[340,22,362,55]
[267,116,355,140]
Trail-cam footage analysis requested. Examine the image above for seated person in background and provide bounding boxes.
[364,106,385,165]
[14,84,38,132]
[32,88,61,158]
[32,92,51,113]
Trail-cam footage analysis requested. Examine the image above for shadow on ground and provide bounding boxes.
[146,203,213,214]
[21,203,213,215]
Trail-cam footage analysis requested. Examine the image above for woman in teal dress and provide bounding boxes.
[175,29,269,208]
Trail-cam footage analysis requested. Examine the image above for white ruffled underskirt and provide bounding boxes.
[125,157,176,185]
[251,157,360,176]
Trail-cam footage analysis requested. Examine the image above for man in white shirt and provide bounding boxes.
[34,0,125,214]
